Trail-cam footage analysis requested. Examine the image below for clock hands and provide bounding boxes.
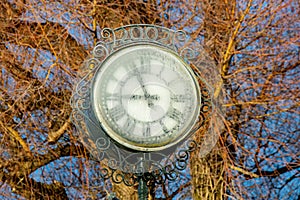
[134,68,156,107]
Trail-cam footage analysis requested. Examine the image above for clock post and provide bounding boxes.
[71,24,216,199]
[137,158,148,200]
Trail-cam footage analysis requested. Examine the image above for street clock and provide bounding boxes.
[71,24,215,179]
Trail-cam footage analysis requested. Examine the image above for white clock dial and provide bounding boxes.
[92,44,201,151]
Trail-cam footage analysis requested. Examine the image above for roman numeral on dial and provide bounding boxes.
[123,118,136,133]
[106,93,120,101]
[140,57,151,73]
[109,105,125,121]
[171,94,190,102]
[143,124,151,137]
[167,107,183,122]
[159,120,169,134]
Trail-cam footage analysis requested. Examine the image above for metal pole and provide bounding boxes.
[138,157,148,200]
[138,175,148,200]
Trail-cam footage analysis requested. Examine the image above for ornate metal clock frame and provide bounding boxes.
[71,24,216,196]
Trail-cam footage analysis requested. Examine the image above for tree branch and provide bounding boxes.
[0,140,88,199]
[47,118,71,143]
[3,174,69,200]
[214,0,253,99]
[6,126,32,156]
[229,165,259,178]
[1,19,88,70]
[257,162,300,177]
[231,161,300,179]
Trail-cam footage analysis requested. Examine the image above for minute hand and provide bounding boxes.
[135,70,153,107]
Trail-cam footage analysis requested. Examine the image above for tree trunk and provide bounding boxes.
[190,0,236,199]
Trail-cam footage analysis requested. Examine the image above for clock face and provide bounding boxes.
[92,44,201,151]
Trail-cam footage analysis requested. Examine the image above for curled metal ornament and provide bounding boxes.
[92,24,198,62]
[71,24,215,185]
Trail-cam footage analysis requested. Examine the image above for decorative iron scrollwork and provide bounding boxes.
[71,24,215,186]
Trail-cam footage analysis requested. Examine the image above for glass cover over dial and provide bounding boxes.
[92,44,201,151]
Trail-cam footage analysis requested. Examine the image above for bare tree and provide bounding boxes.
[0,0,299,199]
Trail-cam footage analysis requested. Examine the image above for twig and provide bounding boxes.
[47,118,70,143]
[6,126,32,157]
[229,165,259,178]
